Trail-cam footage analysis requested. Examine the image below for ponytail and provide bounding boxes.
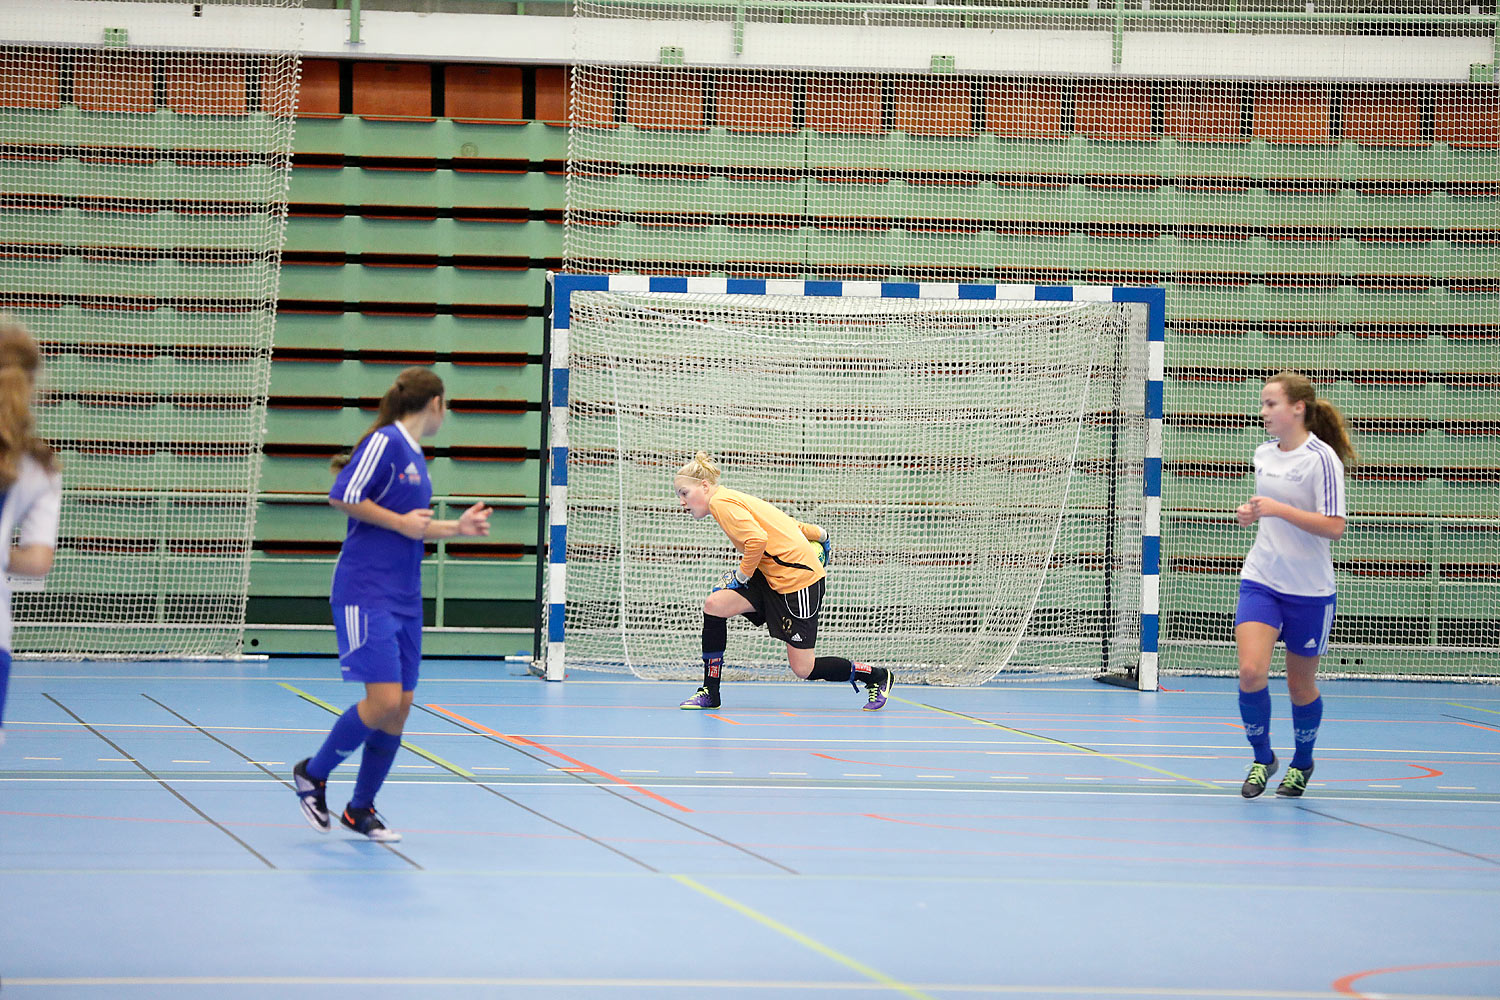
[676,451,721,486]
[1307,398,1358,469]
[331,366,445,473]
[1266,370,1357,469]
[0,316,58,490]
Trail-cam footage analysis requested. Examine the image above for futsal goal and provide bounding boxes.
[541,274,1162,687]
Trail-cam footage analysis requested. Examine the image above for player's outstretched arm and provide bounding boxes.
[422,501,493,539]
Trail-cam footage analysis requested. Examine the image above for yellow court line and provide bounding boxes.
[893,695,1223,791]
[1449,702,1500,716]
[277,682,475,779]
[671,875,937,1000]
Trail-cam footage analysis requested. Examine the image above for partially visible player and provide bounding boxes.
[1234,372,1354,799]
[292,368,490,840]
[672,452,891,711]
[0,319,62,749]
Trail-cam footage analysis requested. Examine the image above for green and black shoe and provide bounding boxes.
[1240,755,1278,799]
[1276,763,1313,798]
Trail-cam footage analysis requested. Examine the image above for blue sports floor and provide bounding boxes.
[2,659,1498,999]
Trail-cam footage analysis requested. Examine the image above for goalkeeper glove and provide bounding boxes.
[713,569,750,593]
[816,528,832,568]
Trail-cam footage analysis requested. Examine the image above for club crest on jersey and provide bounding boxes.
[400,461,422,485]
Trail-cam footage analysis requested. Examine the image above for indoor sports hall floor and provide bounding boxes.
[2,659,1498,1000]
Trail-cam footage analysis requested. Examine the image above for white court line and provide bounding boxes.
[8,719,1499,755]
[13,973,1493,996]
[2,775,1498,805]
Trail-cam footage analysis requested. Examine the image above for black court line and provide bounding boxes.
[1293,803,1500,868]
[277,691,658,872]
[1441,712,1500,730]
[414,703,800,875]
[139,694,426,871]
[43,693,275,870]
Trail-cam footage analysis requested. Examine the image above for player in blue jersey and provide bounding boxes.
[1234,371,1355,799]
[292,368,490,841]
[0,320,62,749]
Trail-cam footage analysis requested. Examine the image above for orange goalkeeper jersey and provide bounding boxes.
[708,487,825,594]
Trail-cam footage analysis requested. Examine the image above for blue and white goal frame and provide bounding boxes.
[539,274,1165,690]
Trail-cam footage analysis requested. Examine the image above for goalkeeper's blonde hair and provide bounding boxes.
[676,451,721,485]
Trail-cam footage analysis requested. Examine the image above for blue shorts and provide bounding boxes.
[1235,580,1336,658]
[333,604,422,690]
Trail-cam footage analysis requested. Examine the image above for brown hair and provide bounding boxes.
[331,366,445,473]
[675,451,722,486]
[0,316,58,489]
[1265,371,1357,468]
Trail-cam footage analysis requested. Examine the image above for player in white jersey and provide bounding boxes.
[0,320,63,748]
[1234,372,1355,799]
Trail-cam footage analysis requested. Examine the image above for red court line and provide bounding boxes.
[424,704,693,813]
[1313,764,1444,783]
[1334,960,1500,997]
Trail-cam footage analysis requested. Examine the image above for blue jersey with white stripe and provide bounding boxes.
[329,423,431,610]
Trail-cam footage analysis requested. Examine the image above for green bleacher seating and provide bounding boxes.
[260,455,540,497]
[273,312,542,354]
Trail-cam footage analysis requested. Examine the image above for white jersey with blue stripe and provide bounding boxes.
[1241,432,1347,598]
[329,422,431,610]
[1,455,63,650]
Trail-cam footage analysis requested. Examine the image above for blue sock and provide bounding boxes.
[350,728,401,810]
[1237,686,1274,765]
[1290,696,1323,770]
[0,649,11,727]
[307,704,374,781]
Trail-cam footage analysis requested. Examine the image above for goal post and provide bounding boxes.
[542,274,1164,688]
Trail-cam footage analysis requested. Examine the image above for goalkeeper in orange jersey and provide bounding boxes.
[672,452,892,711]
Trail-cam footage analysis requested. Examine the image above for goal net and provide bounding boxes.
[562,1,1500,680]
[547,277,1153,685]
[1,1,302,658]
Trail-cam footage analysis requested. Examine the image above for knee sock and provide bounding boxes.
[808,656,853,682]
[308,703,374,781]
[0,649,11,728]
[1290,696,1323,770]
[349,728,401,810]
[1237,686,1274,765]
[702,614,727,694]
